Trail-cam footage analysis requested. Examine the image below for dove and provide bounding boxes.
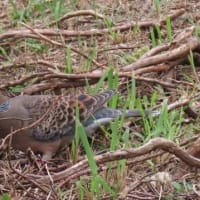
[0,90,157,160]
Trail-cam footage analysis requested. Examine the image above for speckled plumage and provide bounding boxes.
[0,90,157,160]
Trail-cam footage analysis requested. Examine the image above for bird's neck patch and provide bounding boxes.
[0,101,10,112]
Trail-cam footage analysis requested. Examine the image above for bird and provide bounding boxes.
[0,90,158,160]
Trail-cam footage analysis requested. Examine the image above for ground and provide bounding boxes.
[1,0,200,199]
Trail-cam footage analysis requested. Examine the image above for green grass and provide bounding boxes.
[150,27,157,48]
[153,0,160,14]
[195,26,200,38]
[74,106,117,199]
[150,25,162,47]
[65,45,73,74]
[143,100,183,142]
[84,37,98,71]
[74,70,180,198]
[8,0,68,24]
[86,67,111,94]
[155,25,162,44]
[104,15,121,43]
[9,84,27,93]
[9,0,42,23]
[104,16,114,39]
[107,67,119,108]
[166,16,173,42]
[86,67,183,147]
[173,181,193,196]
[122,46,149,65]
[0,194,11,200]
[0,47,11,62]
[73,72,160,198]
[51,0,66,21]
[131,25,141,37]
[150,15,173,47]
[188,50,199,83]
[127,78,136,109]
[26,38,49,53]
[9,0,27,22]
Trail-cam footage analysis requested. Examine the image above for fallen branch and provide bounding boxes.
[1,65,194,93]
[49,9,104,26]
[167,98,190,111]
[122,37,200,71]
[141,43,171,59]
[142,26,195,60]
[38,137,200,184]
[22,79,98,94]
[20,22,106,69]
[0,60,64,71]
[0,70,178,91]
[0,72,49,88]
[0,9,184,41]
[121,74,176,88]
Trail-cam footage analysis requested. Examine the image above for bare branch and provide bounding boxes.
[38,137,200,184]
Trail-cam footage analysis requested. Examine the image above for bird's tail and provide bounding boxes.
[124,109,160,118]
[89,107,159,119]
[84,107,159,136]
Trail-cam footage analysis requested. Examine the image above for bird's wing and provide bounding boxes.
[28,90,115,141]
[76,89,115,114]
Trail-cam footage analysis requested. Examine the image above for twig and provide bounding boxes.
[22,79,98,94]
[0,68,177,92]
[49,9,104,26]
[122,37,200,71]
[134,64,170,75]
[167,98,190,111]
[119,74,176,88]
[20,22,106,69]
[6,133,50,194]
[0,60,64,71]
[141,43,170,59]
[0,9,184,41]
[98,43,141,53]
[38,137,200,184]
[0,72,49,88]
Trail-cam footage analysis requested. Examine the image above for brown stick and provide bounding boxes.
[167,98,190,111]
[0,9,184,41]
[141,43,170,59]
[20,22,106,69]
[38,137,200,184]
[0,70,177,91]
[22,79,98,94]
[49,10,104,26]
[122,37,200,71]
[0,60,64,71]
[0,72,49,88]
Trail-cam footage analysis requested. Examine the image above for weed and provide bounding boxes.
[75,106,116,199]
[166,16,172,42]
[153,0,160,14]
[0,194,10,200]
[65,45,73,74]
[26,38,49,53]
